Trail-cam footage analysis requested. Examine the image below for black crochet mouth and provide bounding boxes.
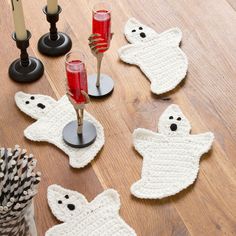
[170,123,177,131]
[37,103,45,109]
[140,32,146,38]
[67,204,75,211]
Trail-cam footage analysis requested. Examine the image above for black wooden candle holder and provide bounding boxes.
[38,6,72,57]
[9,31,44,83]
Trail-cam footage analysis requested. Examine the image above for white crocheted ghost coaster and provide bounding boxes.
[46,185,137,236]
[118,18,188,95]
[131,104,214,199]
[15,92,104,168]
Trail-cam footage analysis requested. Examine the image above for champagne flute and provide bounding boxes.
[63,51,97,148]
[88,1,114,98]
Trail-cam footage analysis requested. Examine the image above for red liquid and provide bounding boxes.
[66,60,88,104]
[92,10,111,52]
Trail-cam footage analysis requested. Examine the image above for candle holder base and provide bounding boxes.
[9,57,44,83]
[88,74,114,98]
[63,120,97,148]
[38,32,72,57]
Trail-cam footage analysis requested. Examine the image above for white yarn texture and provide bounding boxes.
[131,104,214,199]
[46,185,137,236]
[15,92,104,169]
[118,18,188,95]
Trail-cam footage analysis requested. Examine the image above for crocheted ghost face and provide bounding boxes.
[47,185,88,222]
[15,92,56,120]
[124,18,158,44]
[158,104,191,136]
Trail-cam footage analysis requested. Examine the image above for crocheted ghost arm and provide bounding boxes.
[118,44,141,65]
[24,121,47,141]
[47,185,88,222]
[189,132,214,156]
[45,222,72,236]
[133,128,164,157]
[91,189,120,213]
[158,28,182,46]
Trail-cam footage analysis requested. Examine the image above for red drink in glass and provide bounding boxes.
[66,60,88,104]
[92,9,111,52]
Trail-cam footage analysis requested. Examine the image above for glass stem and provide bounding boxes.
[76,107,84,134]
[96,54,103,87]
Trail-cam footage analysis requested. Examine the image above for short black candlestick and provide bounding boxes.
[9,31,44,83]
[38,6,72,57]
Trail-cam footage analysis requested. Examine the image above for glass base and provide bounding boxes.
[88,74,114,98]
[63,120,97,148]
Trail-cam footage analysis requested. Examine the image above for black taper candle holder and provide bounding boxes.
[38,6,72,57]
[9,31,44,83]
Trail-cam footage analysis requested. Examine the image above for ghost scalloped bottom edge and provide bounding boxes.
[131,104,214,199]
[118,17,188,95]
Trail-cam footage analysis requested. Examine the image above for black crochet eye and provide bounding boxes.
[177,117,181,121]
[25,101,30,105]
[30,96,35,100]
[65,195,69,199]
[139,27,143,30]
[132,29,136,32]
[58,200,62,204]
[169,116,173,119]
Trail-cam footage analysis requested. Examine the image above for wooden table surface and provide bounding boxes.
[0,0,236,235]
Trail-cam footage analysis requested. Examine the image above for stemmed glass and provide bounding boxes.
[63,51,97,148]
[88,1,114,97]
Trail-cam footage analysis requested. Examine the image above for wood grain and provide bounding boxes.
[0,0,236,235]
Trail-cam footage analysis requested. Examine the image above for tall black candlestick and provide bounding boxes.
[38,6,72,57]
[8,30,44,83]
